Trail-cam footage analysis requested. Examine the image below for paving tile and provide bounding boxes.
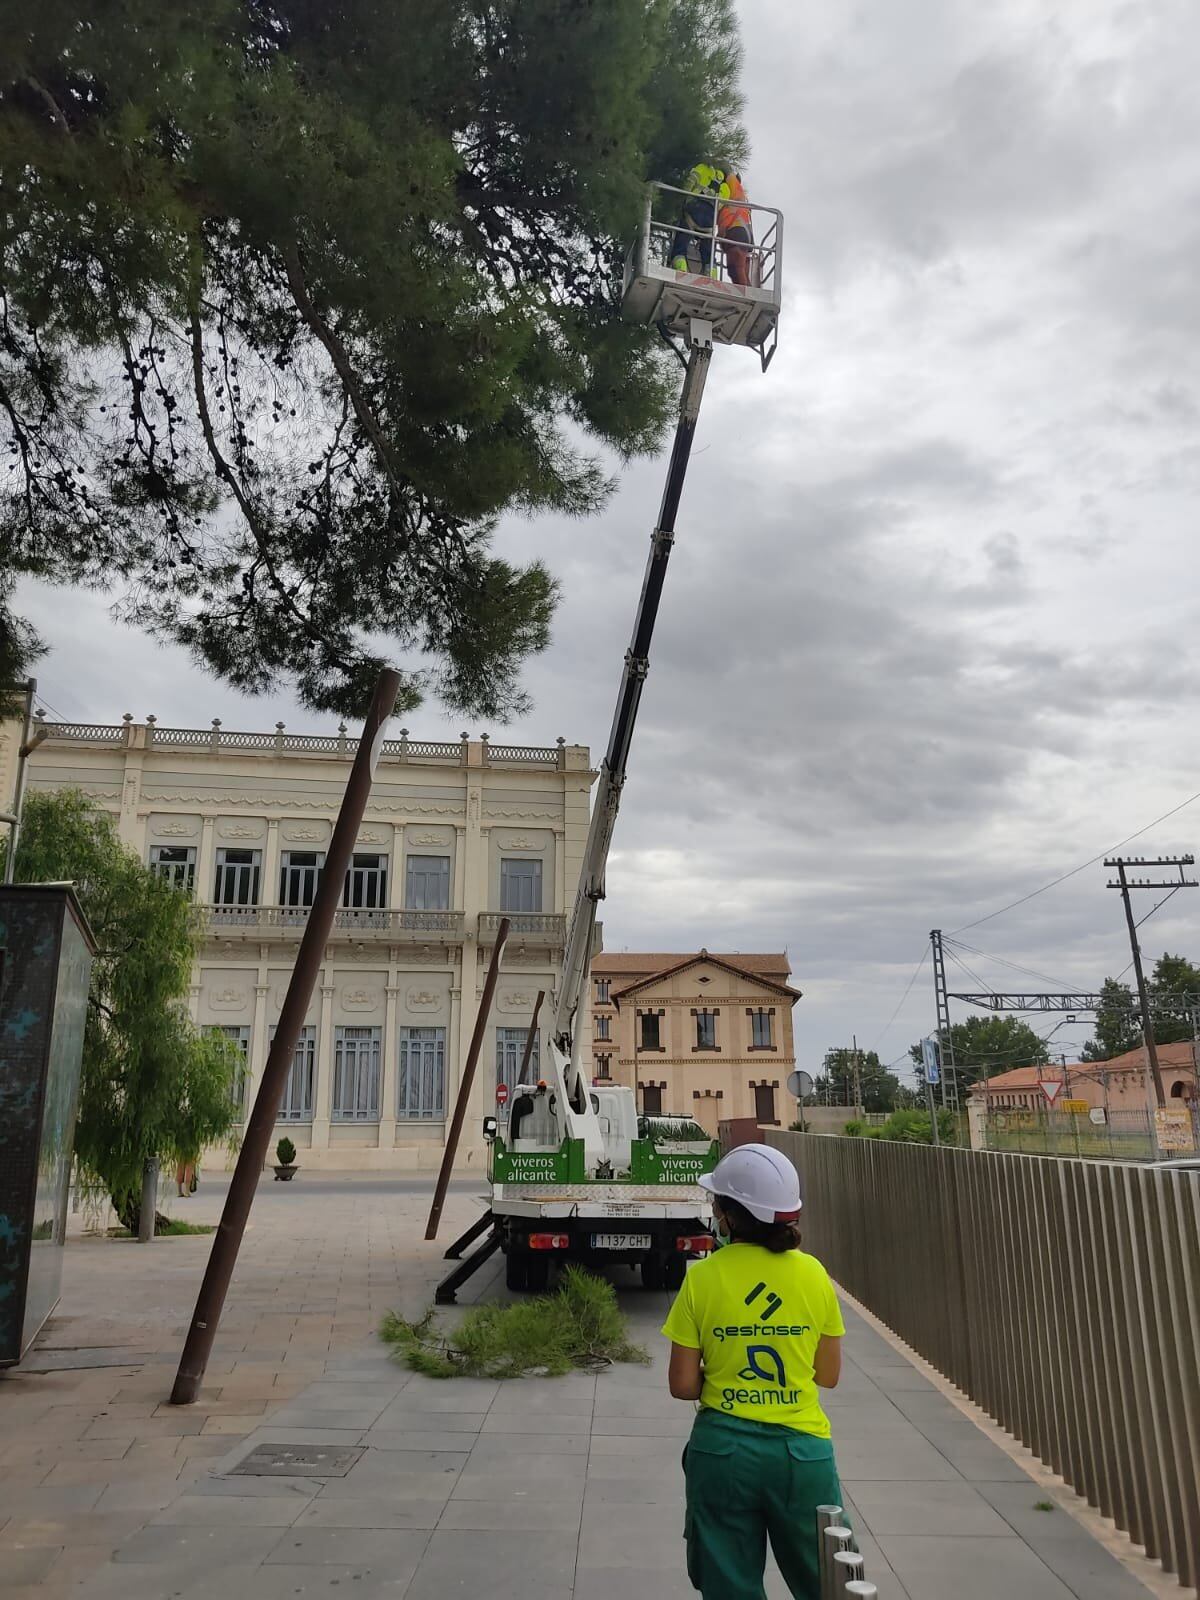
[437,1498,580,1530]
[292,1497,444,1530]
[831,1439,964,1482]
[381,1378,500,1411]
[879,1534,1076,1599]
[178,1565,416,1599]
[587,1413,693,1438]
[112,1524,286,1568]
[150,1494,306,1527]
[265,1527,429,1571]
[466,1432,590,1461]
[402,1528,575,1599]
[915,1425,1042,1483]
[480,1410,599,1437]
[578,1500,687,1570]
[844,1478,1014,1537]
[366,1428,492,1453]
[186,1473,318,1500]
[0,1483,105,1517]
[487,1385,595,1414]
[364,1409,485,1434]
[574,1570,695,1600]
[2,1544,66,1583]
[451,1471,585,1505]
[584,1476,684,1507]
[264,1406,384,1430]
[93,1479,184,1513]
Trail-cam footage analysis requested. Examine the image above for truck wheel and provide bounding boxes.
[662,1253,686,1292]
[641,1255,665,1290]
[505,1249,529,1292]
[525,1253,551,1293]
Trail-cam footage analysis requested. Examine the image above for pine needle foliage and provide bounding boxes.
[1,788,242,1231]
[381,1265,647,1380]
[1,2,746,714]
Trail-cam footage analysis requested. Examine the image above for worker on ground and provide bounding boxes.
[719,167,754,287]
[671,162,729,278]
[662,1143,846,1600]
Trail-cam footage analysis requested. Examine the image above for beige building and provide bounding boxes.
[588,950,801,1136]
[5,713,593,1171]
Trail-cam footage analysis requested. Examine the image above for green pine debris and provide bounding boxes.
[381,1266,648,1380]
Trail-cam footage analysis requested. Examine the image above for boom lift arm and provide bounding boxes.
[547,319,715,1154]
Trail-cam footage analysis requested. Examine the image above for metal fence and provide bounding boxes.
[768,1129,1200,1588]
[984,1104,1200,1162]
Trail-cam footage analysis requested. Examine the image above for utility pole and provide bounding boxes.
[1105,856,1198,1110]
[851,1034,863,1118]
[929,930,960,1113]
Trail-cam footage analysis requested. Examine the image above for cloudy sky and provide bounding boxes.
[17,0,1200,1083]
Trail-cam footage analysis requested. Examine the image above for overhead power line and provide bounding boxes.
[949,786,1200,934]
[870,946,930,1056]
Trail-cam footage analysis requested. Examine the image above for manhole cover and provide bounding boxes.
[231,1443,365,1478]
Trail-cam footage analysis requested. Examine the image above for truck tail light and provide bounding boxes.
[676,1235,715,1253]
[528,1233,569,1251]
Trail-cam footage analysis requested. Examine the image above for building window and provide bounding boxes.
[500,857,542,914]
[642,1084,663,1116]
[696,1010,718,1050]
[405,854,450,911]
[344,853,387,909]
[497,1026,539,1093]
[595,1054,612,1081]
[398,1027,446,1120]
[639,1013,661,1051]
[214,848,261,906]
[750,1009,774,1048]
[332,1026,381,1121]
[273,1026,316,1123]
[211,1025,250,1116]
[754,1083,777,1125]
[596,978,611,1003]
[595,1014,610,1041]
[150,845,196,893]
[281,850,324,908]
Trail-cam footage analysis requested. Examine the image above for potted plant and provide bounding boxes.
[273,1136,298,1181]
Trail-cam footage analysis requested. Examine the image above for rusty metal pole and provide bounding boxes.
[425,916,509,1240]
[170,669,401,1404]
[517,990,545,1084]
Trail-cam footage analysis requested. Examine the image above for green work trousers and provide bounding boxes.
[683,1409,843,1600]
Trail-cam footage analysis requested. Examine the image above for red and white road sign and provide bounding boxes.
[496,1082,510,1106]
[1038,1074,1065,1107]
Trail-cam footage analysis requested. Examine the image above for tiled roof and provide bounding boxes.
[974,1038,1197,1095]
[591,951,791,976]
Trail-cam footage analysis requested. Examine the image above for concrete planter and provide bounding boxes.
[273,1165,298,1182]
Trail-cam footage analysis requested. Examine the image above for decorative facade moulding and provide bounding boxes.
[209,986,249,1010]
[408,830,450,846]
[153,819,198,838]
[341,987,382,1010]
[484,808,560,820]
[357,828,388,844]
[692,1088,725,1099]
[406,989,443,1012]
[218,822,263,840]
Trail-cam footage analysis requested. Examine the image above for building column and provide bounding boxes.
[452,825,466,912]
[447,978,463,1142]
[554,828,566,914]
[391,825,406,910]
[379,974,401,1150]
[248,950,270,1109]
[196,816,216,903]
[312,971,336,1150]
[188,981,202,1024]
[262,819,281,908]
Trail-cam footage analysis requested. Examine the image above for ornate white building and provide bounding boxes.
[8,714,593,1171]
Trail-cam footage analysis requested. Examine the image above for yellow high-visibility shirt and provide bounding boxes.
[662,1242,845,1436]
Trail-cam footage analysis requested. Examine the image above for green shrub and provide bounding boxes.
[276,1137,297,1166]
[381,1266,647,1380]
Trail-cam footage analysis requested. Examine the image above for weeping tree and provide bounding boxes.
[2,789,242,1232]
[0,1,745,714]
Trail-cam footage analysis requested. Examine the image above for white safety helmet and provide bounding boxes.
[699,1142,802,1224]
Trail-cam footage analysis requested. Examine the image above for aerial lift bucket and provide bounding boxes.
[621,181,783,371]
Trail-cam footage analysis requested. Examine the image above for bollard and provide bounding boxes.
[844,1585,877,1599]
[820,1523,855,1600]
[833,1549,865,1594]
[138,1158,158,1243]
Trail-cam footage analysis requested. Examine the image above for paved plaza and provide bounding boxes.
[0,1174,1164,1599]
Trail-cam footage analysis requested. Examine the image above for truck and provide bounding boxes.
[435,182,782,1302]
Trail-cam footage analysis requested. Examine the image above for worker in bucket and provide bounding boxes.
[671,162,730,278]
[719,166,754,286]
[662,1143,845,1599]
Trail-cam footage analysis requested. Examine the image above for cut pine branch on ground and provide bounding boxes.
[381,1265,648,1380]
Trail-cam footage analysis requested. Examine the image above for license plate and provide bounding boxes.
[591,1233,652,1250]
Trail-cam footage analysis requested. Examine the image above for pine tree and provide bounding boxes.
[0,2,745,714]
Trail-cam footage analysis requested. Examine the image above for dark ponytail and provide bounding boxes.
[719,1195,801,1254]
